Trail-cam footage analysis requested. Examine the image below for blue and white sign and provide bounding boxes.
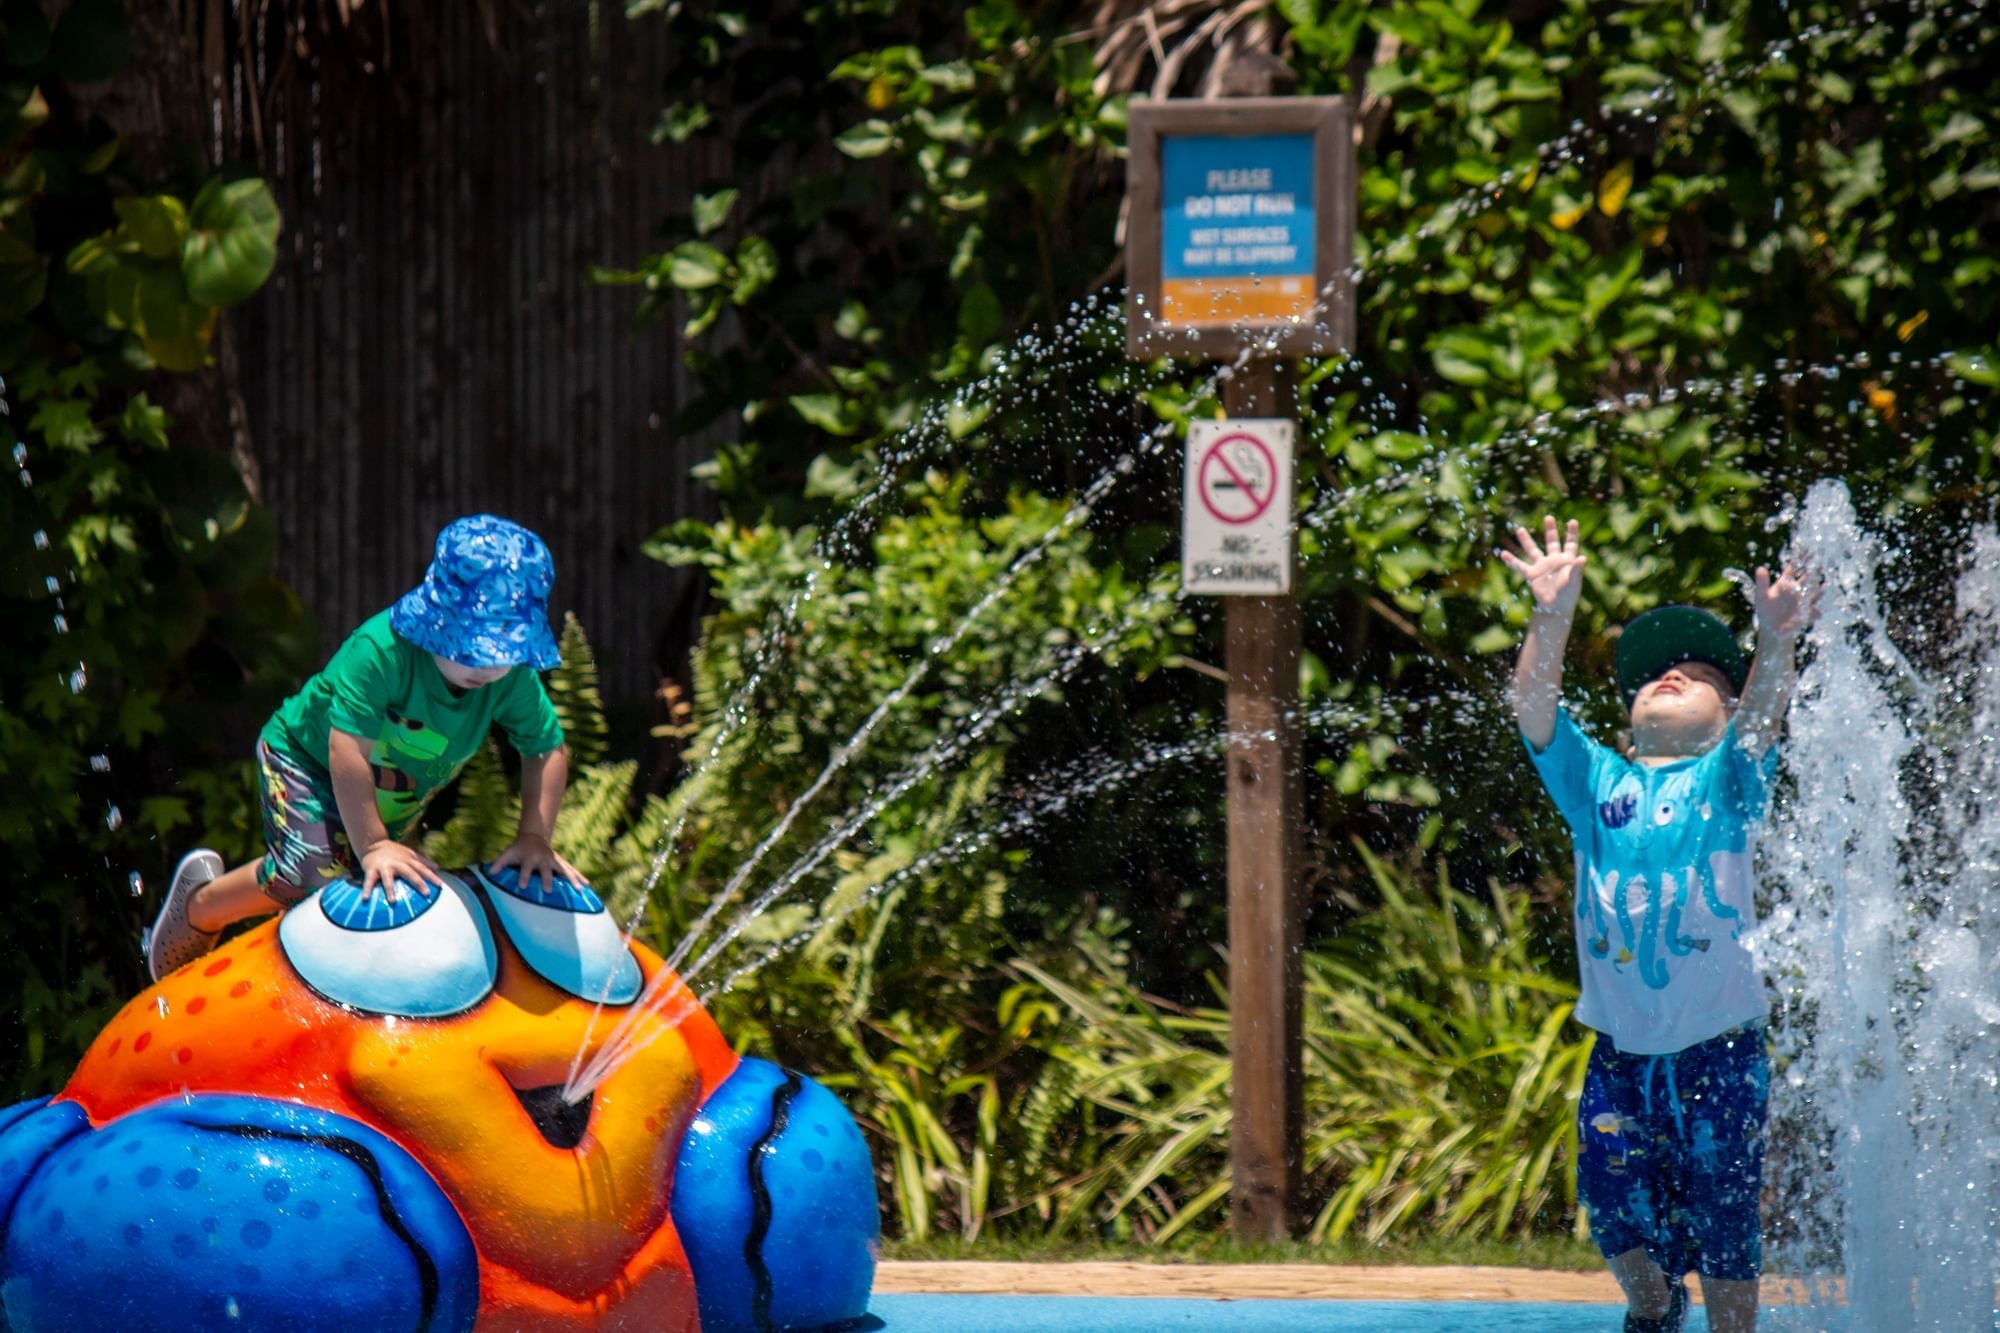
[1159,134,1317,325]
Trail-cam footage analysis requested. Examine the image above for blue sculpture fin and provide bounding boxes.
[1,1093,477,1333]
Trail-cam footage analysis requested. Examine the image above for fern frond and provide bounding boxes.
[553,759,638,882]
[423,741,519,867]
[1014,1057,1085,1188]
[548,612,610,766]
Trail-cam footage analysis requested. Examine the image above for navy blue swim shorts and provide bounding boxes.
[1575,1024,1769,1281]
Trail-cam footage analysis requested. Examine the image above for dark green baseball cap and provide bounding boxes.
[1615,605,1749,704]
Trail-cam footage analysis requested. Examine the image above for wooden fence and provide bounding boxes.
[220,2,723,731]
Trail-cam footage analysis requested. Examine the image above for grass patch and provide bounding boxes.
[881,1233,1602,1271]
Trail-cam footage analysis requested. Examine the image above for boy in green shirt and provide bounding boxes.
[145,515,587,980]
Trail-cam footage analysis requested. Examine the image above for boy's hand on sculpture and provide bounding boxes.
[1751,562,1820,639]
[493,833,589,893]
[358,841,447,900]
[1501,515,1588,619]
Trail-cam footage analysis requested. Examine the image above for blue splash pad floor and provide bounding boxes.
[867,1294,1647,1330]
[868,1297,2000,1331]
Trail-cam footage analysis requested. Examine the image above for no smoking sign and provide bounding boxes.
[1183,418,1294,595]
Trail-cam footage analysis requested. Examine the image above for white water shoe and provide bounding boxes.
[147,849,225,981]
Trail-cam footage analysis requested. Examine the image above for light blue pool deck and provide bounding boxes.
[867,1294,1649,1330]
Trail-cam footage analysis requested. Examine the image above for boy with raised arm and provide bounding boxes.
[1502,516,1815,1333]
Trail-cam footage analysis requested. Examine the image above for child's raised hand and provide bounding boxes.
[1500,516,1587,618]
[1752,562,1820,638]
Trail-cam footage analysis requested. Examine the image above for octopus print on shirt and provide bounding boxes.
[1526,710,1778,1055]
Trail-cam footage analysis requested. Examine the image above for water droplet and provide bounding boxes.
[105,805,123,831]
[32,529,47,549]
[157,996,170,1017]
[129,872,144,898]
[45,575,59,595]
[69,667,87,693]
[90,754,111,772]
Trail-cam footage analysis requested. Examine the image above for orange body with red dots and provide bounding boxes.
[59,917,737,1331]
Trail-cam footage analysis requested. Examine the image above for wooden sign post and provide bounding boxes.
[1125,94,1354,1243]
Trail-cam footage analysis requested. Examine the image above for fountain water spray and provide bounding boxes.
[1760,479,2000,1330]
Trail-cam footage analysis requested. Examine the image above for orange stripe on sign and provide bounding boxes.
[1160,276,1314,325]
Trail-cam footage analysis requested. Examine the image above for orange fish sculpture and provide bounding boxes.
[0,866,878,1332]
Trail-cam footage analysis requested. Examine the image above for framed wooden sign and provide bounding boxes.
[1125,96,1355,361]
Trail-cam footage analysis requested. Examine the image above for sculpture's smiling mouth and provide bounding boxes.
[513,1082,593,1149]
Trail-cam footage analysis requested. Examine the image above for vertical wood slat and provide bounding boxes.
[230,5,720,725]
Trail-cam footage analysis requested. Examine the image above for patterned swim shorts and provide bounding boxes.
[1575,1024,1769,1281]
[254,739,358,907]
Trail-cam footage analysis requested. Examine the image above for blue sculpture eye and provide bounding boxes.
[473,864,641,1005]
[278,872,498,1018]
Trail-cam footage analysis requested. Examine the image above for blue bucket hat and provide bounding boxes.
[390,515,560,669]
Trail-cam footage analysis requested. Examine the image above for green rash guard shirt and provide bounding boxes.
[260,610,564,836]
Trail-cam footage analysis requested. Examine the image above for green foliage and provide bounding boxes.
[0,0,310,1097]
[65,177,281,370]
[603,2,1133,523]
[615,0,1998,1252]
[640,469,1192,962]
[626,0,1999,876]
[784,848,1584,1245]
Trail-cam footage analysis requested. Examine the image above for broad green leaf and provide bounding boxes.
[833,301,870,341]
[790,392,854,435]
[1430,333,1493,386]
[946,398,991,440]
[1948,352,1997,387]
[1932,111,1986,150]
[27,397,100,451]
[667,241,729,290]
[919,60,976,92]
[691,187,738,236]
[1583,247,1643,321]
[914,104,975,144]
[730,235,776,301]
[115,195,188,260]
[143,307,217,372]
[804,452,864,500]
[834,118,897,158]
[117,393,169,449]
[651,102,712,144]
[182,178,280,307]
